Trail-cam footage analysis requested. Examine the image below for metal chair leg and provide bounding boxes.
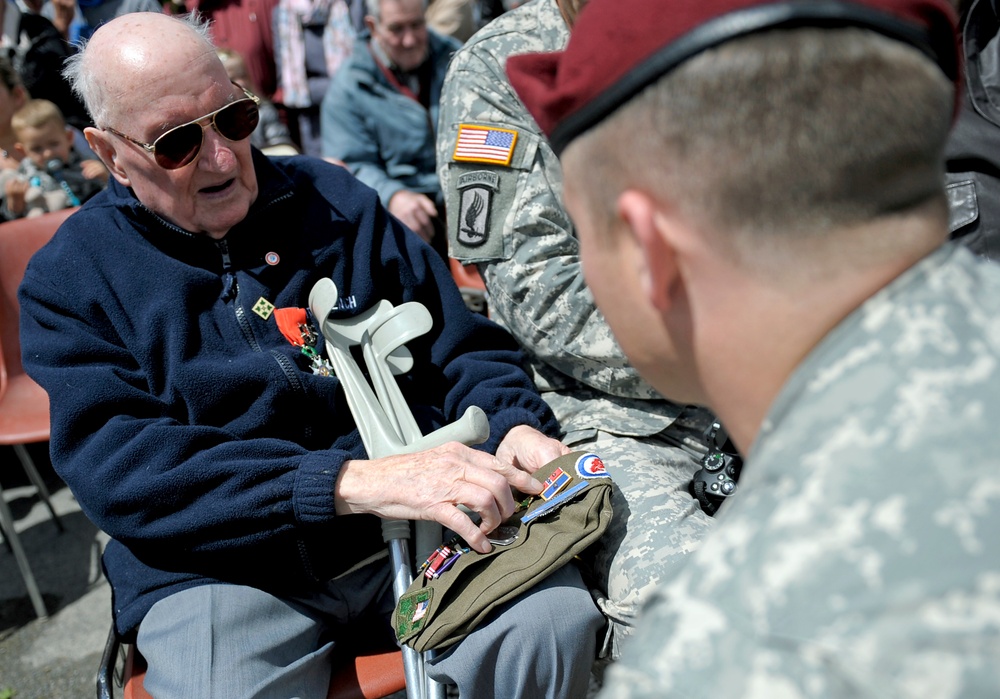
[12,444,64,533]
[96,624,121,699]
[0,478,48,619]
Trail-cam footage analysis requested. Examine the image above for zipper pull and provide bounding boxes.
[217,239,238,301]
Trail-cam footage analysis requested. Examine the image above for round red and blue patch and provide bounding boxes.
[576,453,610,479]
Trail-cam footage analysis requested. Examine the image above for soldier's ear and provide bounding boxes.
[617,190,679,315]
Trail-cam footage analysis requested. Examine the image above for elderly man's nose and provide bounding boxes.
[200,127,238,169]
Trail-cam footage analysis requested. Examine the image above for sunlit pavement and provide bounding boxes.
[1,445,112,699]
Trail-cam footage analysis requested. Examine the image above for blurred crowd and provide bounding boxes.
[0,0,519,225]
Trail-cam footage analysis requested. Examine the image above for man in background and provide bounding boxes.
[322,0,459,254]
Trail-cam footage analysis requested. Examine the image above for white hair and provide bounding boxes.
[62,12,214,127]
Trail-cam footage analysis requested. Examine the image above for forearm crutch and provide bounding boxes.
[310,279,488,699]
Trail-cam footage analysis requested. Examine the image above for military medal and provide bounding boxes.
[420,537,473,580]
[274,307,334,376]
[540,467,570,500]
[252,296,275,320]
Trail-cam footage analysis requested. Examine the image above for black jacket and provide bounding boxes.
[947,0,1000,260]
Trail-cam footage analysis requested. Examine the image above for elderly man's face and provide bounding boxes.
[369,0,429,72]
[99,52,258,239]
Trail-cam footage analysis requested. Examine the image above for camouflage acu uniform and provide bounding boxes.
[436,0,715,658]
[599,243,1000,698]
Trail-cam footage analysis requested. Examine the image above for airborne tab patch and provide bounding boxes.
[456,170,499,247]
[453,124,518,166]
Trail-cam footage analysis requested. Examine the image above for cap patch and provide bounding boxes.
[396,588,434,639]
[541,467,571,500]
[576,453,610,479]
[453,124,519,166]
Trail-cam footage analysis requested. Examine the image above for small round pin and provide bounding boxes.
[265,252,280,266]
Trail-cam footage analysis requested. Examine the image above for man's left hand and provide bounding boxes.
[495,425,570,476]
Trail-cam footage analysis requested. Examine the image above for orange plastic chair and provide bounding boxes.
[448,258,487,315]
[0,207,76,618]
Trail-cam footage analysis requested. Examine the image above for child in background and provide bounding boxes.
[1,98,107,219]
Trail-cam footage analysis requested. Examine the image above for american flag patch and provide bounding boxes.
[412,598,429,622]
[540,467,571,500]
[453,124,518,165]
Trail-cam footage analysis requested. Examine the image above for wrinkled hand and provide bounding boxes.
[5,178,28,216]
[494,424,570,475]
[388,189,438,244]
[335,441,544,553]
[81,159,109,182]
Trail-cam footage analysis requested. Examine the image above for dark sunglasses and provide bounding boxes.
[104,85,260,170]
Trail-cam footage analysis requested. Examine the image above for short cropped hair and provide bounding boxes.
[62,12,214,128]
[566,27,955,264]
[11,99,66,136]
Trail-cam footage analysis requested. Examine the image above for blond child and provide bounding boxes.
[1,99,108,219]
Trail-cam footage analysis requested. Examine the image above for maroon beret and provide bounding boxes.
[508,0,960,155]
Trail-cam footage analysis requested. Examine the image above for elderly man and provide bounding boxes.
[508,0,1000,696]
[18,12,602,698]
[436,0,715,663]
[321,0,458,250]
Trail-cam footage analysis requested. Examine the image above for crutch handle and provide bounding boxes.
[394,406,490,455]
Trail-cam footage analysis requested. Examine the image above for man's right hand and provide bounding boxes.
[334,442,544,554]
[388,189,438,244]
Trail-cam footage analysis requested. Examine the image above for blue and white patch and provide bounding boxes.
[576,453,610,479]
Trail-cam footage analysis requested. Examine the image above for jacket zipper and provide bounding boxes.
[218,238,262,353]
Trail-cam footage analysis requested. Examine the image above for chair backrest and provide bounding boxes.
[0,208,77,380]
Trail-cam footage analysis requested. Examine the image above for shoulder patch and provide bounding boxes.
[453,124,519,166]
[456,171,499,247]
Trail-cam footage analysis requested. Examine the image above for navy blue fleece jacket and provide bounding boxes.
[18,151,557,638]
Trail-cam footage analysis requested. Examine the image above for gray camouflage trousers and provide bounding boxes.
[567,410,716,660]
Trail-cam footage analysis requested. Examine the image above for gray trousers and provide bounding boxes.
[136,559,602,699]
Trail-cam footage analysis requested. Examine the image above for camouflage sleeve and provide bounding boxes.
[437,49,662,400]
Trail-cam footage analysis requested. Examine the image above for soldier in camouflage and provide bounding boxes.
[436,0,716,661]
[508,0,1000,696]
